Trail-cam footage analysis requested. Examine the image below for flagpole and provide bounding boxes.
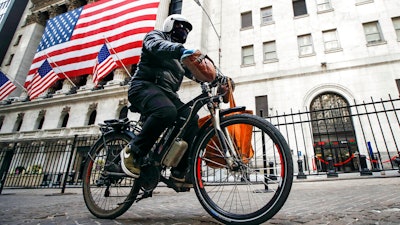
[103,37,132,77]
[0,68,27,91]
[45,53,77,88]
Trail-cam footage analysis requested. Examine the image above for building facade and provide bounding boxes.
[1,0,400,177]
[0,0,29,67]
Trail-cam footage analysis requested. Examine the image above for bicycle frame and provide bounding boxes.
[150,77,246,171]
[92,74,246,191]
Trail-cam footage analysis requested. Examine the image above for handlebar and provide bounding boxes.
[201,71,230,90]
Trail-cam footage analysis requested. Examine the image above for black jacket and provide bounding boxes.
[131,30,193,98]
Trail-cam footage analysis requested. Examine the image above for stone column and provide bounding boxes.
[155,0,171,29]
[38,88,51,99]
[68,0,84,11]
[19,90,29,101]
[108,67,131,85]
[79,75,95,91]
[60,79,74,94]
[49,6,64,18]
[25,12,47,26]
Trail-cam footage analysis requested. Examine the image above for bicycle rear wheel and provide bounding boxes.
[82,132,139,219]
[192,114,293,225]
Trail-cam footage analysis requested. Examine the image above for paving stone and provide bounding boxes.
[0,172,399,225]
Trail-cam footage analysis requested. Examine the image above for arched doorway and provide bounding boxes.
[310,92,359,173]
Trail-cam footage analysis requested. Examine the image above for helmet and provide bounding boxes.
[162,14,193,33]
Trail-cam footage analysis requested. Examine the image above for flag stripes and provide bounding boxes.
[0,71,17,100]
[27,59,60,100]
[93,44,118,85]
[25,0,159,87]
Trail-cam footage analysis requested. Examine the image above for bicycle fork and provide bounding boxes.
[211,107,240,170]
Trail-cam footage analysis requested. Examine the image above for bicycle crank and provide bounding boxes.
[139,165,160,192]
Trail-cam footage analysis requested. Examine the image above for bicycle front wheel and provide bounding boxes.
[82,132,139,219]
[192,114,293,225]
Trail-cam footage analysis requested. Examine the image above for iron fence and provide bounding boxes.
[0,135,99,193]
[266,95,400,175]
[1,96,399,192]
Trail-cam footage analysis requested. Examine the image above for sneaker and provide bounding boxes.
[120,145,141,178]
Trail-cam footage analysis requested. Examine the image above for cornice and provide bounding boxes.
[31,0,68,12]
[0,84,128,112]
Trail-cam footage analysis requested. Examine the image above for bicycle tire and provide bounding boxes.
[192,114,293,225]
[82,132,139,219]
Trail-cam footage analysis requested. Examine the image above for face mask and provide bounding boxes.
[171,27,189,44]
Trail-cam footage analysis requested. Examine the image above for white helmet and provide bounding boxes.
[162,14,193,33]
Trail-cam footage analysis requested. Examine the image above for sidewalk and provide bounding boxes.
[293,169,400,182]
[0,171,399,225]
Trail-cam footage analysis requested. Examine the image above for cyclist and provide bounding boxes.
[120,14,198,184]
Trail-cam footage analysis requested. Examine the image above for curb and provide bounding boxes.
[293,170,400,183]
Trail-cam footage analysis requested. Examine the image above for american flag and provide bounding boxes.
[27,59,60,100]
[25,0,159,87]
[93,44,118,85]
[0,71,17,100]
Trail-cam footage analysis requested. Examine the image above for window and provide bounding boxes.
[298,34,314,56]
[35,110,46,130]
[263,41,277,61]
[356,0,373,5]
[5,54,14,66]
[323,29,341,52]
[37,117,45,130]
[293,0,307,17]
[260,7,273,24]
[169,0,182,14]
[363,21,385,44]
[242,45,254,65]
[396,79,400,96]
[61,113,69,128]
[14,113,24,132]
[255,95,268,117]
[241,11,252,29]
[316,0,332,12]
[13,35,22,46]
[0,115,4,131]
[88,110,97,125]
[392,17,400,41]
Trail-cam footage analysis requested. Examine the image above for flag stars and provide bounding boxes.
[36,7,82,50]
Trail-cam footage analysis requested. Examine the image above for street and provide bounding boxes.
[0,172,399,225]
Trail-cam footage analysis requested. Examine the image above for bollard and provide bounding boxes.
[359,155,372,176]
[268,162,277,180]
[297,159,307,179]
[326,156,338,178]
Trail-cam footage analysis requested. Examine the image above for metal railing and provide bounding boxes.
[1,95,399,192]
[266,95,400,175]
[0,135,99,193]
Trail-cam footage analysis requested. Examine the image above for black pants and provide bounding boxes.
[128,81,199,172]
